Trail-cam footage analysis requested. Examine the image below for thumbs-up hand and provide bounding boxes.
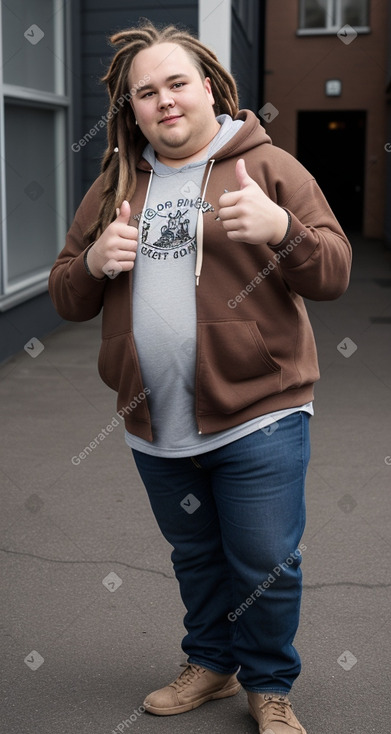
[85,200,139,279]
[217,159,289,245]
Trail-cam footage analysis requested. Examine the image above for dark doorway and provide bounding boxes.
[297,110,366,233]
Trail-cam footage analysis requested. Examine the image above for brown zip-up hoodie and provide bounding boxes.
[49,110,352,441]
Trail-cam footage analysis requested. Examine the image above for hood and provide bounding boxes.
[212,109,272,160]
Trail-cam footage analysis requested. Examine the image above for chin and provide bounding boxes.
[163,134,191,149]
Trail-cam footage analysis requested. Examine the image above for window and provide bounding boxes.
[0,0,71,310]
[298,0,370,34]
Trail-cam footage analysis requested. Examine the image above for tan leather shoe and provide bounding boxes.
[143,663,241,715]
[247,692,307,734]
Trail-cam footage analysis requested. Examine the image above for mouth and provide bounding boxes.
[159,115,183,125]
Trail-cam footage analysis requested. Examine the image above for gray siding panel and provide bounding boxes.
[231,0,265,113]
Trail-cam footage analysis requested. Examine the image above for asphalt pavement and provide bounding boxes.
[1,233,391,733]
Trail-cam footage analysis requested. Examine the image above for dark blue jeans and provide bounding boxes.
[132,411,310,693]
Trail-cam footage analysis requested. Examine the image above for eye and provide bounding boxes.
[140,90,155,99]
[172,82,185,89]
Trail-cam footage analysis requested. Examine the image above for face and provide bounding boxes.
[128,42,220,166]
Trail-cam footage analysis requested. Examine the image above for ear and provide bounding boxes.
[204,76,215,105]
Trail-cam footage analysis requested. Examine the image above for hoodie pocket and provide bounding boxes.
[98,334,125,391]
[98,332,151,427]
[196,320,282,415]
[98,332,141,396]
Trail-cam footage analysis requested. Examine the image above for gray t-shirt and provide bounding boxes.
[125,116,313,457]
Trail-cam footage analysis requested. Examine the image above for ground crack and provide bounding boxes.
[0,547,175,579]
[303,581,391,590]
[1,549,388,589]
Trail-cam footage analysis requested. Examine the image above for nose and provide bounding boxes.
[157,89,174,110]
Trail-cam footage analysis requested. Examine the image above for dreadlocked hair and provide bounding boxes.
[84,19,240,245]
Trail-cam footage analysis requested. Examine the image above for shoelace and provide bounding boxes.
[171,664,203,692]
[262,695,292,724]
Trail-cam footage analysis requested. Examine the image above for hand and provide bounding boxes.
[218,158,289,245]
[86,200,138,278]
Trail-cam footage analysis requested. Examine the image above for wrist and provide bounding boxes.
[84,243,106,280]
[268,208,291,247]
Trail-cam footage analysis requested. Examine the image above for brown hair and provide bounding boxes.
[84,19,240,244]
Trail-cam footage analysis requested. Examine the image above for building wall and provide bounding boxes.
[385,4,391,249]
[264,0,388,239]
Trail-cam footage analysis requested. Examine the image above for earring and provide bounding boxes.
[114,146,119,153]
[135,120,138,125]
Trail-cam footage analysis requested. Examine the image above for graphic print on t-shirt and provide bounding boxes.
[135,195,214,263]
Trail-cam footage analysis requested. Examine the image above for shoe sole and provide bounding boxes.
[144,681,241,716]
[248,700,307,734]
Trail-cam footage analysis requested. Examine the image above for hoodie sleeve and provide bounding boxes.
[267,177,352,301]
[255,144,352,301]
[48,176,107,322]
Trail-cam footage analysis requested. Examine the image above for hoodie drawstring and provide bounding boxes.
[139,169,154,232]
[195,159,215,286]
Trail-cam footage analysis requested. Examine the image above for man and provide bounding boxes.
[49,20,352,734]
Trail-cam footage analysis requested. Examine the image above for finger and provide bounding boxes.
[116,200,131,224]
[116,224,139,241]
[225,228,248,242]
[235,158,254,190]
[218,205,241,222]
[116,244,138,258]
[220,217,242,233]
[219,191,240,210]
[102,248,137,279]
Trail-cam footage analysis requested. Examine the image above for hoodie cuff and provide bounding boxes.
[268,208,292,248]
[65,250,107,296]
[83,243,107,281]
[267,210,316,269]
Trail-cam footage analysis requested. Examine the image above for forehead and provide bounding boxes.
[129,42,198,84]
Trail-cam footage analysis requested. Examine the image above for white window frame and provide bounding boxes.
[199,0,231,71]
[0,0,72,311]
[297,0,370,35]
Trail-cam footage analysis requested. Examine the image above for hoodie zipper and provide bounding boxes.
[195,158,216,286]
[194,159,217,435]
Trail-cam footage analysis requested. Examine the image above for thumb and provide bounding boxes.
[235,158,254,190]
[115,200,131,223]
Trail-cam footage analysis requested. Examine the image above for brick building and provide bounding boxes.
[264,0,389,239]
